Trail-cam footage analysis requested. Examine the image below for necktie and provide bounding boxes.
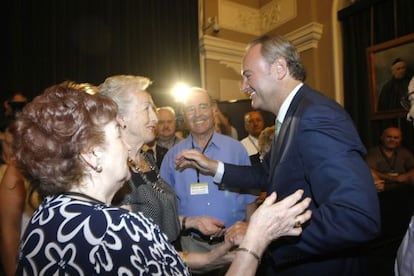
[147,148,155,161]
[275,120,282,137]
[269,120,281,173]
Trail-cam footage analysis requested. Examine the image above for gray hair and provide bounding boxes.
[185,87,213,103]
[157,106,176,116]
[98,75,152,116]
[248,35,306,81]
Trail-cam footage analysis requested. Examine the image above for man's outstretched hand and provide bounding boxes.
[175,149,218,176]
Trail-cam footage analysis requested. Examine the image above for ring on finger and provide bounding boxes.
[294,218,302,228]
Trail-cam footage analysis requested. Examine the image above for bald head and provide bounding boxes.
[244,111,264,138]
[157,106,177,140]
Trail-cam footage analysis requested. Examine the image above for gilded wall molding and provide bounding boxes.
[200,18,324,100]
[219,0,297,35]
[200,22,323,74]
[284,22,324,52]
[199,35,246,73]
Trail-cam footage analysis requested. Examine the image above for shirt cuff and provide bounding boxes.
[213,161,224,184]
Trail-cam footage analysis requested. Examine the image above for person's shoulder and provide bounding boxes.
[304,87,340,107]
[216,134,250,158]
[173,136,185,148]
[230,126,238,140]
[165,136,190,155]
[102,204,150,225]
[215,132,243,145]
[296,85,328,107]
[174,134,184,143]
[104,207,164,239]
[240,136,249,142]
[297,87,349,118]
[366,146,380,156]
[398,146,414,157]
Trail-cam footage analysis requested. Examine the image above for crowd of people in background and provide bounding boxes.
[1,34,414,275]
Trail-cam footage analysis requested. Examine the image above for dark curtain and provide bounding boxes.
[1,0,200,108]
[338,0,414,151]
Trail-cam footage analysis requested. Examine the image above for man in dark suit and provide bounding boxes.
[174,35,381,275]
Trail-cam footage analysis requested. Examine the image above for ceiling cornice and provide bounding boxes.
[200,21,324,73]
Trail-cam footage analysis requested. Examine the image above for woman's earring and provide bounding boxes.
[95,164,103,173]
[92,151,102,172]
[122,124,127,129]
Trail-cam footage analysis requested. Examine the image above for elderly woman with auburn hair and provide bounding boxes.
[12,82,189,275]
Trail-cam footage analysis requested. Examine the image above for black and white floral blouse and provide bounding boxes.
[16,194,189,276]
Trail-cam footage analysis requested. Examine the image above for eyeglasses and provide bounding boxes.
[183,103,210,115]
[400,91,414,111]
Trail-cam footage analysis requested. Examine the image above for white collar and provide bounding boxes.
[248,134,258,141]
[277,83,303,124]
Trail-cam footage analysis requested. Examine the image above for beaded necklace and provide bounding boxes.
[127,150,165,193]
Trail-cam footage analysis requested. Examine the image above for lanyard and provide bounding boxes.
[248,136,259,152]
[191,133,214,183]
[379,146,397,172]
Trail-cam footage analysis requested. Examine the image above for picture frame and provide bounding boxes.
[366,33,414,120]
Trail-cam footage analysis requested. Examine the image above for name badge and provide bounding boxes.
[190,182,209,195]
[388,172,399,176]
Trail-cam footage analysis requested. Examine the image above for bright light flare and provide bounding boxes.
[171,83,190,103]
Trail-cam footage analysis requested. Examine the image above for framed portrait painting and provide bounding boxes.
[367,33,414,120]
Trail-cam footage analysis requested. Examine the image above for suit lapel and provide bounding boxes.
[268,86,306,181]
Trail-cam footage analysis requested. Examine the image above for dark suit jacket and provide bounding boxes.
[155,144,168,169]
[222,85,381,275]
[146,144,169,169]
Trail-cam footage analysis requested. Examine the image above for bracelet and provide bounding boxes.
[234,247,261,264]
[181,251,188,263]
[182,216,187,231]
